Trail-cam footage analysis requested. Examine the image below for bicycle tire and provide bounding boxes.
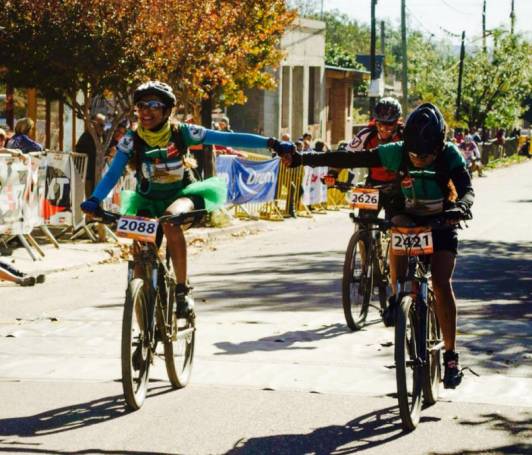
[423,290,442,405]
[163,273,195,388]
[121,278,151,410]
[342,230,372,331]
[395,295,423,431]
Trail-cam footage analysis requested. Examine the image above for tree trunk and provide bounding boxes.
[200,93,215,178]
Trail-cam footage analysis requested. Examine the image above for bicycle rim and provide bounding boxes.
[342,231,371,330]
[121,278,151,410]
[395,296,423,431]
[164,290,195,388]
[423,290,442,405]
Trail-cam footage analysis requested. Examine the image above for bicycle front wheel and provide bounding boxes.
[376,231,391,311]
[121,278,151,410]
[395,295,423,431]
[342,230,372,331]
[164,285,195,388]
[423,290,442,405]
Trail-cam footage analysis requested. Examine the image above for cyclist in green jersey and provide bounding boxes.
[81,81,287,318]
[280,103,474,389]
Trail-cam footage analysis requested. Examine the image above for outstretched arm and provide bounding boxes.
[202,129,269,149]
[91,150,129,201]
[450,166,474,211]
[289,150,382,168]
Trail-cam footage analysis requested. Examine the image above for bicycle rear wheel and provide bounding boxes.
[121,278,151,410]
[423,290,442,405]
[395,295,423,431]
[163,271,195,388]
[342,230,372,331]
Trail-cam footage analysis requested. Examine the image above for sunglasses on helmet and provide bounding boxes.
[135,100,166,110]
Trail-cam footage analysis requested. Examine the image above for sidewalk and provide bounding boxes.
[1,218,263,277]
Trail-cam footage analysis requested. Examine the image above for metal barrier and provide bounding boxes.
[479,138,519,164]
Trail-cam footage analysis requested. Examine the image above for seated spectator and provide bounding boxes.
[0,260,45,286]
[6,118,43,153]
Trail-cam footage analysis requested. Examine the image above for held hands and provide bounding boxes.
[266,138,299,167]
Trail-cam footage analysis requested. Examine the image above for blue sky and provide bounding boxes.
[322,0,532,44]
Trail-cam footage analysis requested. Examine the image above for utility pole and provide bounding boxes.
[401,0,408,116]
[380,21,385,55]
[455,31,466,121]
[510,0,515,34]
[482,0,487,54]
[369,0,377,115]
[320,0,324,20]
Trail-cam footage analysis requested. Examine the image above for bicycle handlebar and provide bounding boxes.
[350,210,471,231]
[87,208,208,227]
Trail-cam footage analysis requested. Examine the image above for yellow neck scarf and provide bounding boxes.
[137,122,172,148]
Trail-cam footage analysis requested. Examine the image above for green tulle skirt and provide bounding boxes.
[120,177,227,217]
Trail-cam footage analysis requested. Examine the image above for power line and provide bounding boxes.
[439,0,477,15]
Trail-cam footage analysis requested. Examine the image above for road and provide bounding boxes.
[0,161,531,454]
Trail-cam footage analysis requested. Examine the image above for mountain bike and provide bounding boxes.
[91,208,205,410]
[390,213,470,431]
[340,183,392,331]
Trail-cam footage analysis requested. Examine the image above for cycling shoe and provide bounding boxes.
[443,350,463,389]
[382,295,397,327]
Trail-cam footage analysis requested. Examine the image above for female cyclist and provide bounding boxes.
[81,81,285,317]
[281,103,474,389]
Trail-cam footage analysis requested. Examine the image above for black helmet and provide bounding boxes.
[404,103,446,156]
[133,81,176,108]
[374,97,402,122]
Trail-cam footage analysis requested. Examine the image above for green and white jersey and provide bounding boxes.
[377,141,466,216]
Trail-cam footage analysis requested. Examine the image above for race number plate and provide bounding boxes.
[350,188,379,210]
[116,216,159,243]
[391,227,434,256]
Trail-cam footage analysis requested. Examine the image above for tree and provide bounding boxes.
[0,0,169,176]
[460,31,532,130]
[0,0,294,179]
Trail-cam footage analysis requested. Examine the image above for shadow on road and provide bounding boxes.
[429,411,532,454]
[454,240,532,314]
[197,249,349,312]
[0,385,175,439]
[214,322,349,355]
[0,446,174,455]
[225,405,437,454]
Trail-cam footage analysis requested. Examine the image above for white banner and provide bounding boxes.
[0,154,28,235]
[301,165,328,206]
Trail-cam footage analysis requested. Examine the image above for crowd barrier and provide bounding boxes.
[0,149,89,259]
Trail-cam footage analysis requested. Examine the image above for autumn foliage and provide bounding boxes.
[0,0,295,171]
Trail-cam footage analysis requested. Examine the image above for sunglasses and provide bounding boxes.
[136,100,166,110]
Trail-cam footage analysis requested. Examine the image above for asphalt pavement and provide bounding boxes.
[0,160,531,454]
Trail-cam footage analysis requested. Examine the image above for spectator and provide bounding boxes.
[454,128,464,144]
[496,128,506,145]
[0,128,6,148]
[302,133,312,151]
[518,138,531,158]
[0,260,45,286]
[6,118,43,153]
[75,113,106,197]
[469,127,482,143]
[105,123,127,165]
[313,140,329,153]
[281,133,291,142]
[295,140,303,152]
[218,116,233,133]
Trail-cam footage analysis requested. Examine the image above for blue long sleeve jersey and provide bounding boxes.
[92,125,269,201]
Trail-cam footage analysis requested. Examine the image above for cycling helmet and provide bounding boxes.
[403,103,446,156]
[133,81,176,108]
[374,97,402,123]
